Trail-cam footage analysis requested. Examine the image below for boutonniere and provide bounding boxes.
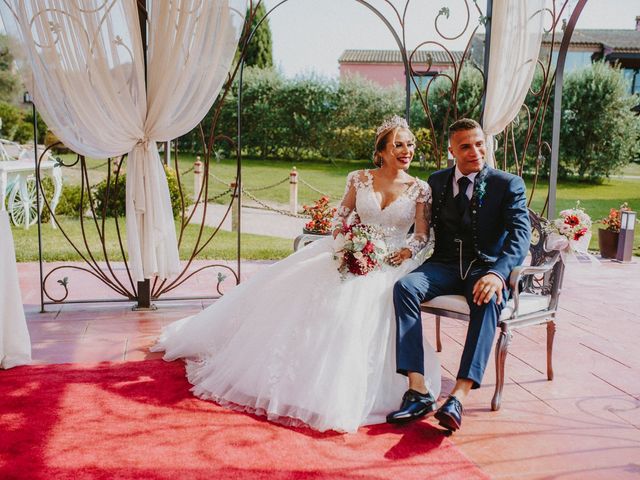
[474,180,487,207]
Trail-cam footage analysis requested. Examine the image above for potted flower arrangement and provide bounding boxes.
[598,202,630,259]
[302,196,336,235]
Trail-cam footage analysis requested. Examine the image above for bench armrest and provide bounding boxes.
[508,261,556,290]
[508,255,560,316]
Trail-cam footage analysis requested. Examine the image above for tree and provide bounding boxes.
[559,62,640,180]
[410,67,484,167]
[409,63,640,180]
[244,2,273,69]
[0,101,23,139]
[515,63,640,180]
[0,34,22,104]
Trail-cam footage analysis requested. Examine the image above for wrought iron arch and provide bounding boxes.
[30,0,582,311]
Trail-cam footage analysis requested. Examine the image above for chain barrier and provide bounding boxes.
[206,189,232,202]
[208,171,230,186]
[207,172,290,193]
[299,177,330,197]
[243,177,289,192]
[87,160,111,171]
[184,166,332,219]
[241,188,307,218]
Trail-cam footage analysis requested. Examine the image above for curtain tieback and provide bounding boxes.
[135,137,152,150]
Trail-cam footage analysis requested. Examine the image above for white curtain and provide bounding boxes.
[483,0,546,167]
[0,0,246,281]
[0,211,31,369]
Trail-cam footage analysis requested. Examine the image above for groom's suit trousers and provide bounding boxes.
[393,261,507,389]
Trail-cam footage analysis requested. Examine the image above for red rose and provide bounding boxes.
[346,253,366,275]
[573,228,588,241]
[564,215,580,227]
[362,241,374,254]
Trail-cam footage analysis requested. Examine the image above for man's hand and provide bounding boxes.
[472,273,503,306]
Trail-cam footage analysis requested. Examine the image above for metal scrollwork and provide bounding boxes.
[31,0,581,310]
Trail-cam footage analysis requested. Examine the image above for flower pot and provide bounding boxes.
[303,228,330,236]
[598,228,619,259]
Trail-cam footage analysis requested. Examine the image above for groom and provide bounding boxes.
[386,118,531,432]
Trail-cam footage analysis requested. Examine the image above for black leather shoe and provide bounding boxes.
[434,395,464,431]
[386,389,437,424]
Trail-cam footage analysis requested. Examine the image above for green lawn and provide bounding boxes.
[14,155,640,261]
[12,218,292,262]
[58,153,368,207]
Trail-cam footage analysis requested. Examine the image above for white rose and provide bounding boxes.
[352,238,366,251]
[333,233,345,251]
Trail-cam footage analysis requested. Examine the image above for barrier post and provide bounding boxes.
[193,156,203,203]
[289,167,298,214]
[230,181,240,231]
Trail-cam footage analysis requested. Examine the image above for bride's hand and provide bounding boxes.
[387,248,412,266]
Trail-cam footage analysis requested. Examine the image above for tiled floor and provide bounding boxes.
[13,258,640,479]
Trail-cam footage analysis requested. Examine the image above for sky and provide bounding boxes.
[263,0,640,78]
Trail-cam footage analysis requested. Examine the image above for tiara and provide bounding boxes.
[376,115,409,137]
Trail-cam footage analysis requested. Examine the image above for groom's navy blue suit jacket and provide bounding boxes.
[427,164,531,284]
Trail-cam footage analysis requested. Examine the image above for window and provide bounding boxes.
[550,50,594,72]
[623,68,640,95]
[410,74,437,94]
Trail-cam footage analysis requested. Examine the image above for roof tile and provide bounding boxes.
[338,49,465,64]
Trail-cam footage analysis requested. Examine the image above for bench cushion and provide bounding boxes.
[422,293,551,320]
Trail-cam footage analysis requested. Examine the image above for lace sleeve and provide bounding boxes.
[407,180,432,257]
[331,171,357,230]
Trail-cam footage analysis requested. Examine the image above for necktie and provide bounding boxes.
[456,176,472,215]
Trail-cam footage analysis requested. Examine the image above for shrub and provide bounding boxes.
[54,183,91,218]
[413,127,433,166]
[13,122,34,144]
[164,165,184,218]
[44,130,71,154]
[92,164,184,219]
[0,101,23,139]
[38,175,56,223]
[92,173,127,218]
[182,69,405,160]
[23,110,48,144]
[324,126,375,160]
[0,70,20,104]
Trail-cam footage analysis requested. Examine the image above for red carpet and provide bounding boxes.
[0,360,488,479]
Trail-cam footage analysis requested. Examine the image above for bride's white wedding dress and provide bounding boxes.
[152,169,441,433]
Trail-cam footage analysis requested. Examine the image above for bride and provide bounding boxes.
[152,116,440,433]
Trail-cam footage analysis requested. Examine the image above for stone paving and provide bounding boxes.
[9,205,640,479]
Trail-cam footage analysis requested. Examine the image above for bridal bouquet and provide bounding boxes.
[333,220,389,278]
[545,202,594,259]
[551,203,592,242]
